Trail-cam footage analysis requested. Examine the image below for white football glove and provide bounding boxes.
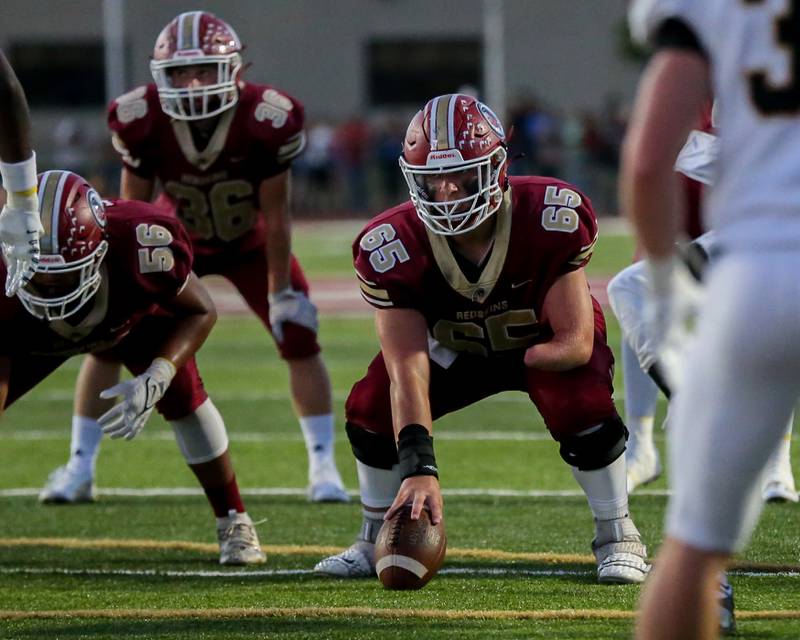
[0,194,43,297]
[98,358,176,440]
[268,287,319,343]
[643,255,703,388]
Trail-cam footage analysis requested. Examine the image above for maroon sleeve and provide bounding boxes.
[536,182,598,276]
[353,212,423,310]
[107,85,160,179]
[105,201,193,302]
[246,87,306,181]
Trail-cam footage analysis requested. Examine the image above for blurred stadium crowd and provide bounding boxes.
[38,94,629,218]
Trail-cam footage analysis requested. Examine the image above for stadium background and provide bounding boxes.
[1,0,642,217]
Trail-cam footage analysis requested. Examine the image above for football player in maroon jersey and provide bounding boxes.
[41,11,347,504]
[315,94,649,584]
[0,49,44,297]
[8,170,265,565]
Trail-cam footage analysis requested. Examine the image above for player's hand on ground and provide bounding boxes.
[98,359,175,440]
[268,287,319,343]
[0,203,43,297]
[386,475,443,525]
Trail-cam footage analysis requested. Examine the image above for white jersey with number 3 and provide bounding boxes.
[630,0,800,250]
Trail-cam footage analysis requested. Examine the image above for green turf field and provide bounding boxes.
[1,222,799,639]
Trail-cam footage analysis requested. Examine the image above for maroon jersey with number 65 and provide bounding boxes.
[107,81,306,258]
[353,176,599,359]
[0,200,192,358]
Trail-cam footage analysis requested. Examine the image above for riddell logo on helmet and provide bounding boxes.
[427,150,464,165]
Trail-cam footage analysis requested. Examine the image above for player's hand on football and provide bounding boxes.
[0,202,43,297]
[97,358,176,440]
[268,287,319,343]
[386,475,443,525]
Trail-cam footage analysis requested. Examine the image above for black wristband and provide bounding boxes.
[397,424,439,480]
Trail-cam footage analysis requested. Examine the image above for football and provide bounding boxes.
[374,505,447,590]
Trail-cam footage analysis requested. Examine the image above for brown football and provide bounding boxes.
[374,505,447,590]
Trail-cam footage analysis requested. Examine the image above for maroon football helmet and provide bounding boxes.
[18,171,108,321]
[399,94,508,235]
[150,11,243,120]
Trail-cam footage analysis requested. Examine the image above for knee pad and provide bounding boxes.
[170,399,229,464]
[346,422,398,470]
[559,416,629,471]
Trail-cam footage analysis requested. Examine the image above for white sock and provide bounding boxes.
[66,416,103,476]
[356,460,399,543]
[627,416,655,457]
[299,413,335,464]
[572,455,629,521]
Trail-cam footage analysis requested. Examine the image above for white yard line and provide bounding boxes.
[0,566,790,579]
[0,487,671,498]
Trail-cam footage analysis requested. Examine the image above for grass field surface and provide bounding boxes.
[1,221,799,639]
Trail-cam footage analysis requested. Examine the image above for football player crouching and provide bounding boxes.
[1,170,264,565]
[315,94,649,585]
[42,10,347,505]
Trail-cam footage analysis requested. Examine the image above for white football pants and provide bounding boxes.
[666,251,800,552]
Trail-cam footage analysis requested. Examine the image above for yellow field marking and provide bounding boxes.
[2,537,799,572]
[1,606,799,622]
[0,537,594,563]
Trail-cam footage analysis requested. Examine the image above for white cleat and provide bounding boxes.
[314,541,375,578]
[39,465,95,504]
[308,458,350,503]
[626,447,662,494]
[216,510,266,565]
[762,479,799,503]
[593,516,650,584]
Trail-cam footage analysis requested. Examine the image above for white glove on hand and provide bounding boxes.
[0,195,43,297]
[268,287,319,343]
[643,256,703,389]
[98,358,177,440]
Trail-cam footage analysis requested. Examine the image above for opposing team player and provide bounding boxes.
[623,1,800,637]
[0,49,43,296]
[5,170,264,565]
[315,94,649,584]
[614,110,710,494]
[609,128,797,503]
[40,11,348,504]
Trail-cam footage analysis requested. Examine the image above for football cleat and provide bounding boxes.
[592,516,650,584]
[308,458,350,503]
[39,464,96,504]
[762,445,798,503]
[216,510,266,565]
[762,479,799,503]
[625,445,662,494]
[314,541,375,578]
[718,573,737,635]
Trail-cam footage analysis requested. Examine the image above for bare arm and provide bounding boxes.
[376,308,433,434]
[620,50,711,259]
[259,170,292,293]
[524,269,594,371]
[153,273,217,370]
[120,167,155,202]
[375,307,442,524]
[0,50,32,163]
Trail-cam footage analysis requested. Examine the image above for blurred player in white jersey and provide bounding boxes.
[623,1,800,637]
[609,129,797,503]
